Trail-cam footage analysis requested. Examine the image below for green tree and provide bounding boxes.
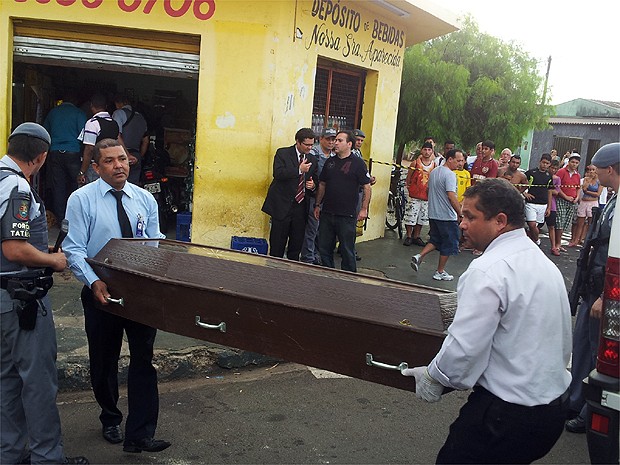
[395,16,551,157]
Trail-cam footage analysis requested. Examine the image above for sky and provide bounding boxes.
[436,0,620,105]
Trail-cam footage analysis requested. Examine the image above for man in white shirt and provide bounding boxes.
[405,178,572,464]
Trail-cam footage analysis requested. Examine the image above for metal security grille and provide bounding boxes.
[553,136,582,157]
[312,65,364,135]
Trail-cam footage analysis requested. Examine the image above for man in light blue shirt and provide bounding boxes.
[63,138,170,454]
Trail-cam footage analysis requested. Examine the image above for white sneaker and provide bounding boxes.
[433,270,454,281]
[411,254,421,272]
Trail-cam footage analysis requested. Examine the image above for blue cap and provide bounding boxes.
[591,143,620,168]
[354,129,366,138]
[9,122,51,145]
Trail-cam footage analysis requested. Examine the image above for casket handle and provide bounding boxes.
[106,297,125,307]
[365,353,408,373]
[195,315,227,333]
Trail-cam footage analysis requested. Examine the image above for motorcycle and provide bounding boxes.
[140,147,178,234]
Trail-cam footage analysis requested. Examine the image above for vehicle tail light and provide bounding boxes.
[161,177,168,183]
[144,170,155,181]
[596,256,620,378]
[590,412,610,434]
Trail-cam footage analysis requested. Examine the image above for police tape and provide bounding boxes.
[369,158,582,188]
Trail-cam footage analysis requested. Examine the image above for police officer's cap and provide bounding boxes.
[353,129,366,138]
[9,123,51,146]
[591,142,620,168]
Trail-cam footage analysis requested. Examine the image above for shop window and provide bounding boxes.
[312,64,365,135]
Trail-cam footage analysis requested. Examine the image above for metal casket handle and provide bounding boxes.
[366,353,408,374]
[195,315,226,333]
[106,297,125,307]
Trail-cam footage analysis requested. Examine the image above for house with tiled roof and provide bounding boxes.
[526,98,620,171]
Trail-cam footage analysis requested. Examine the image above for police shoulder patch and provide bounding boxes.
[13,197,30,222]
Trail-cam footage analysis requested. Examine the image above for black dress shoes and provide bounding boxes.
[123,437,172,453]
[565,415,586,433]
[64,457,89,464]
[102,425,124,444]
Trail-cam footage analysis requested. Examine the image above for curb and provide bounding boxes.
[57,346,279,391]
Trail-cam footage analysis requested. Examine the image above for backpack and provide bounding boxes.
[95,116,119,142]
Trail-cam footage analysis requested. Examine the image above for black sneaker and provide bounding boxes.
[412,237,426,247]
[403,237,412,246]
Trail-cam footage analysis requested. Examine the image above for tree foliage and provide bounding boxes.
[395,17,552,154]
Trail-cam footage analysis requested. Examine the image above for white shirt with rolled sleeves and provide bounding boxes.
[427,228,572,406]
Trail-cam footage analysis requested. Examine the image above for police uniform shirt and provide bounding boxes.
[0,155,49,319]
[428,228,572,406]
[0,156,45,269]
[63,178,165,287]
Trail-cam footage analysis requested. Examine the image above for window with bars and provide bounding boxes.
[311,64,365,135]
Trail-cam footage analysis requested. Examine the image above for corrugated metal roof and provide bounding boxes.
[589,100,620,110]
[548,116,620,126]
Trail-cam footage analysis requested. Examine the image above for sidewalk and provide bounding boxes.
[48,225,580,391]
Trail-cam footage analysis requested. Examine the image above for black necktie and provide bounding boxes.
[111,190,133,238]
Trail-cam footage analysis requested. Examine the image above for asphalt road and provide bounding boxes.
[58,363,590,465]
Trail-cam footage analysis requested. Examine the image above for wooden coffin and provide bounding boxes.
[87,239,456,392]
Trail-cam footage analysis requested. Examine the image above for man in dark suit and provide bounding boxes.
[262,128,318,260]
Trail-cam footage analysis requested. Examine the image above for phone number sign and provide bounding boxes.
[14,0,216,21]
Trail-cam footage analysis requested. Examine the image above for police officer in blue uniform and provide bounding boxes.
[0,123,88,464]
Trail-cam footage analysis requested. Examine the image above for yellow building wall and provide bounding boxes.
[0,0,407,247]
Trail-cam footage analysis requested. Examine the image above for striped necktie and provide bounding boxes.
[295,154,305,203]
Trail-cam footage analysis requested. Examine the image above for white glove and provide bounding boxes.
[402,366,444,403]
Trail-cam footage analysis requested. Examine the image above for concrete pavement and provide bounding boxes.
[48,224,581,391]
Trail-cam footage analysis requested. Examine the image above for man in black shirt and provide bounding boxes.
[314,130,371,272]
[524,153,553,245]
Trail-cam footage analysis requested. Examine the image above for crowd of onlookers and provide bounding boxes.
[400,138,613,263]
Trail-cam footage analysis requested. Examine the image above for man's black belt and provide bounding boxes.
[474,385,569,408]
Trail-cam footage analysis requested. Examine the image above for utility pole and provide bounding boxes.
[542,55,552,105]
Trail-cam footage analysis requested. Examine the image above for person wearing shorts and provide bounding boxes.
[524,153,553,246]
[411,149,464,281]
[555,154,581,243]
[573,165,602,246]
[403,142,436,246]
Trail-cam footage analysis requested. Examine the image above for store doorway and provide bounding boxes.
[12,61,198,236]
[11,20,200,235]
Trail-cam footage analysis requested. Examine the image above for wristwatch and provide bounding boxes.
[78,171,84,176]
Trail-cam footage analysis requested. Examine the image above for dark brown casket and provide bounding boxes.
[87,239,456,392]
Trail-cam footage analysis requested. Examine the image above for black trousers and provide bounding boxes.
[47,150,81,220]
[268,200,307,260]
[81,286,159,442]
[436,386,567,464]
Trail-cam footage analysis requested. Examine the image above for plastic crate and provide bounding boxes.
[231,236,268,255]
[176,212,192,242]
